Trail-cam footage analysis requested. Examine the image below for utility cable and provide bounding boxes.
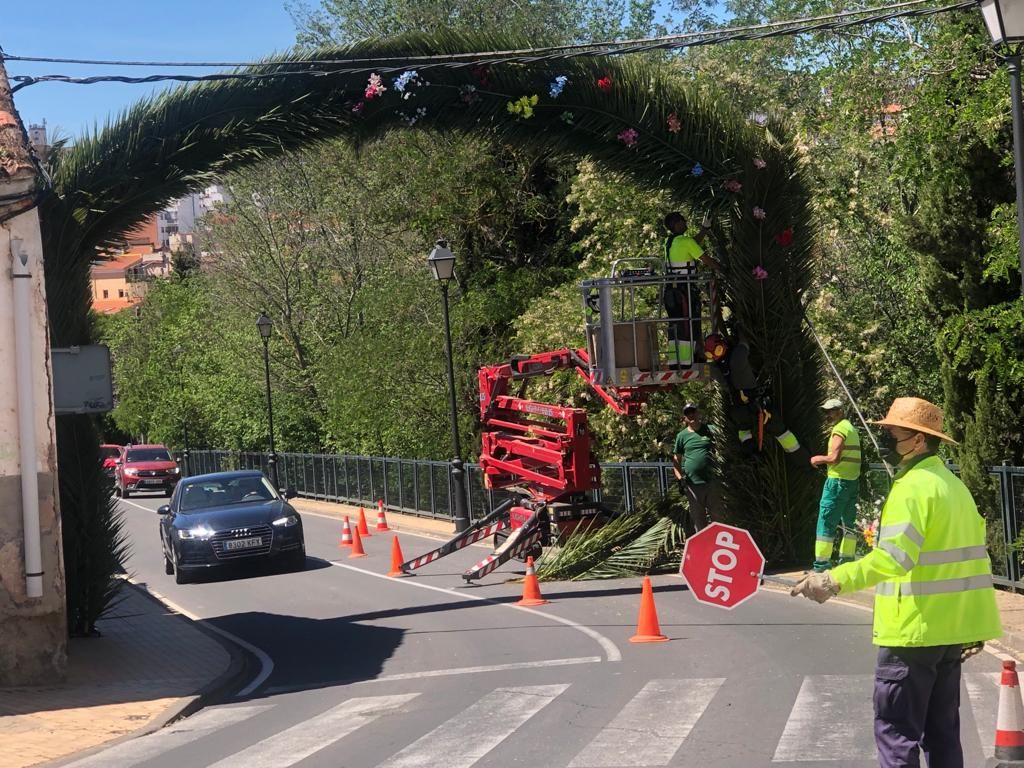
[0,0,943,69]
[8,0,974,92]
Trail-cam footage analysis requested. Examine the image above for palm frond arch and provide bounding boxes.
[40,32,825,563]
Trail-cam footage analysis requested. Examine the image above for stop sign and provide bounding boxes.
[680,523,765,610]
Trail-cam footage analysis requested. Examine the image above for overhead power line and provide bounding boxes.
[6,0,974,93]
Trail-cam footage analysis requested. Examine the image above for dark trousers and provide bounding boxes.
[873,645,963,768]
[664,280,701,347]
[679,480,718,537]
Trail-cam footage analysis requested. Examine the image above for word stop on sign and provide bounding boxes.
[680,522,765,610]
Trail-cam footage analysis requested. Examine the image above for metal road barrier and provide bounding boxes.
[181,449,1024,588]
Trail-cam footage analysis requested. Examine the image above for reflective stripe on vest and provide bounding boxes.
[879,522,925,548]
[878,540,915,572]
[776,430,799,453]
[875,573,993,596]
[917,545,990,566]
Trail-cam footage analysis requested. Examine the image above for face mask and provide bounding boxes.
[878,431,916,464]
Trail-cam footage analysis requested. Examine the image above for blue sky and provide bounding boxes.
[5,0,298,139]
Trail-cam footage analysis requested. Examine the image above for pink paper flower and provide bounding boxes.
[597,76,613,92]
[724,179,742,193]
[752,265,769,280]
[753,157,767,169]
[752,206,767,220]
[351,101,365,115]
[617,128,638,147]
[667,112,681,133]
[365,73,387,100]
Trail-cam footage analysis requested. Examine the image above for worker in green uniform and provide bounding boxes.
[810,398,862,571]
[662,212,715,369]
[672,402,719,536]
[791,397,1002,768]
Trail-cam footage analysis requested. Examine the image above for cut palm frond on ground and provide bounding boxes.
[537,499,683,581]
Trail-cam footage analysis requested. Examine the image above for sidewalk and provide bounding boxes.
[1,582,241,768]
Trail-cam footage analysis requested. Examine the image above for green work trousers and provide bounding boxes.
[814,477,860,571]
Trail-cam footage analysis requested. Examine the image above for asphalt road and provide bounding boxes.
[67,492,1007,768]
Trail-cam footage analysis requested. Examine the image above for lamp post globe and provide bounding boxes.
[255,312,280,489]
[979,0,1024,295]
[428,241,470,533]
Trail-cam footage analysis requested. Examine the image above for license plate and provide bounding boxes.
[224,537,262,551]
[143,479,164,485]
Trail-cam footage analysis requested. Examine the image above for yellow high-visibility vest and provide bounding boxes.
[827,418,861,480]
[831,454,1002,647]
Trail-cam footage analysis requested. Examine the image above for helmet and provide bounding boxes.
[704,333,728,362]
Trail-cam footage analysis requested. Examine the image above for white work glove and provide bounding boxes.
[960,642,984,663]
[790,571,841,604]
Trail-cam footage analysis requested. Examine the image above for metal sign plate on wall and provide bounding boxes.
[51,345,114,415]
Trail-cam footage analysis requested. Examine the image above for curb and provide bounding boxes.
[44,580,258,768]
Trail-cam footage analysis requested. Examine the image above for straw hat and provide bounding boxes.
[870,397,958,445]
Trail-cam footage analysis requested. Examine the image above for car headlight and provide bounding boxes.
[178,525,214,540]
[170,467,180,475]
[272,515,299,528]
[124,468,139,476]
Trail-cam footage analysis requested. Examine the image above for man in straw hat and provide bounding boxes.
[791,397,1001,768]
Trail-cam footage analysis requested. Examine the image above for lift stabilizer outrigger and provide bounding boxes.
[399,259,719,582]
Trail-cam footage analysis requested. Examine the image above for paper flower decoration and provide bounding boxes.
[724,179,742,193]
[560,111,576,125]
[460,85,480,105]
[507,94,539,119]
[351,101,365,115]
[667,112,682,133]
[617,128,638,147]
[753,206,766,220]
[392,70,421,97]
[365,73,387,100]
[752,265,769,280]
[753,157,767,169]
[549,75,569,98]
[398,106,428,126]
[597,76,613,92]
[775,228,794,248]
[472,65,490,87]
[691,163,704,177]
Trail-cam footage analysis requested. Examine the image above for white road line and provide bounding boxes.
[330,560,622,662]
[206,694,420,768]
[377,684,569,768]
[568,678,725,767]
[263,656,602,694]
[59,705,272,768]
[119,497,275,696]
[772,674,876,762]
[965,672,1000,759]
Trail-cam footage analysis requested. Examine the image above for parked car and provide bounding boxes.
[100,444,122,478]
[116,444,180,498]
[158,470,305,584]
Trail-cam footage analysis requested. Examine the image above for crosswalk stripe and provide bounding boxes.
[377,684,569,768]
[568,678,725,767]
[206,694,421,768]
[772,674,876,762]
[59,705,272,768]
[965,672,999,759]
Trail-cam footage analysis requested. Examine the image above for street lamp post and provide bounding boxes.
[255,312,280,489]
[980,0,1024,295]
[171,345,190,476]
[428,240,470,533]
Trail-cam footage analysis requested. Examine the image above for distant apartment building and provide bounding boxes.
[157,184,229,248]
[28,121,48,157]
[90,214,171,313]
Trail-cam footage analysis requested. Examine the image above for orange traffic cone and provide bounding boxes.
[338,516,353,549]
[357,506,372,537]
[516,556,549,606]
[376,502,391,532]
[995,660,1024,764]
[388,535,407,577]
[349,526,367,559]
[629,576,669,643]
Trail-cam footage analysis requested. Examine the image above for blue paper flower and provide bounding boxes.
[549,75,569,98]
[691,163,704,177]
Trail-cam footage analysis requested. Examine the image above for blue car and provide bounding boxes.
[159,470,305,584]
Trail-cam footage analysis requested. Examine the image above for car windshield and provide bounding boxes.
[126,448,172,462]
[101,447,120,459]
[178,476,277,512]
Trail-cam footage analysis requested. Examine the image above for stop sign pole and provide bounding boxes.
[680,522,796,610]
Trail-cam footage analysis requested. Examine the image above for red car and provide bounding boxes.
[116,444,181,498]
[100,444,122,478]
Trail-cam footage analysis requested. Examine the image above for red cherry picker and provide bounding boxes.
[399,258,719,582]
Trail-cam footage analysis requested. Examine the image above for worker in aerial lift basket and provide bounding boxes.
[662,211,716,369]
